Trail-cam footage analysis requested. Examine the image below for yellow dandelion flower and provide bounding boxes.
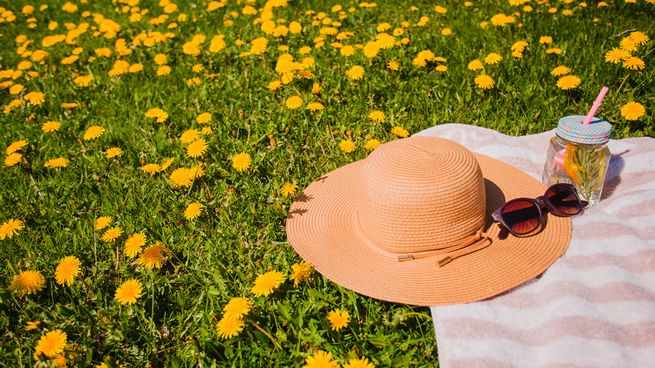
[340,45,356,56]
[312,83,322,94]
[137,242,168,269]
[546,48,562,55]
[343,357,376,368]
[196,112,212,124]
[192,64,204,73]
[44,157,68,168]
[55,256,81,286]
[94,216,112,230]
[368,110,385,122]
[154,53,168,65]
[26,320,41,331]
[180,129,201,144]
[160,158,174,171]
[551,66,571,76]
[387,60,399,71]
[484,53,502,65]
[223,297,253,319]
[53,355,66,368]
[511,41,528,52]
[339,140,356,153]
[475,74,495,90]
[467,59,483,71]
[281,182,297,198]
[285,95,303,109]
[391,126,410,138]
[435,65,448,72]
[623,56,645,70]
[620,37,638,53]
[216,316,245,339]
[327,309,350,331]
[363,41,380,58]
[41,121,61,132]
[34,330,66,359]
[6,140,28,155]
[303,351,338,368]
[144,108,168,123]
[345,65,364,80]
[186,139,208,158]
[539,36,553,44]
[157,65,172,76]
[101,226,122,242]
[24,92,45,105]
[184,202,203,220]
[290,262,312,286]
[604,48,630,64]
[629,31,649,46]
[105,147,123,158]
[307,102,324,111]
[10,270,45,296]
[364,139,381,150]
[267,80,282,91]
[251,271,285,297]
[9,84,24,95]
[0,219,24,240]
[142,163,161,174]
[556,75,581,90]
[83,125,105,141]
[124,233,146,258]
[74,75,93,87]
[115,279,142,305]
[169,168,195,187]
[190,165,205,179]
[232,152,252,173]
[620,101,646,121]
[4,153,22,167]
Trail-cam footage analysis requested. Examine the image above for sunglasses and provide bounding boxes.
[492,183,586,237]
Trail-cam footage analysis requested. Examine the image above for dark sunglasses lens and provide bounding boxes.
[500,200,541,235]
[546,185,582,215]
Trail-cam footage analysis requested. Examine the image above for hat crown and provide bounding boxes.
[357,136,486,253]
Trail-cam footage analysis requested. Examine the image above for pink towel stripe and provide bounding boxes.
[441,317,655,347]
[449,359,516,368]
[559,251,655,273]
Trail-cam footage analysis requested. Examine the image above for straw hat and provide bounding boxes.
[286,136,572,306]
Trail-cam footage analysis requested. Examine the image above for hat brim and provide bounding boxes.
[286,152,571,306]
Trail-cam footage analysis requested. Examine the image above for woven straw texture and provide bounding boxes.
[286,136,572,306]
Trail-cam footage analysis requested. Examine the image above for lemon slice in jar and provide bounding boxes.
[563,143,582,185]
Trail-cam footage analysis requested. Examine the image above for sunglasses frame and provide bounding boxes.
[491,183,585,237]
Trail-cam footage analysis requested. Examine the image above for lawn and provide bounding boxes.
[0,0,653,367]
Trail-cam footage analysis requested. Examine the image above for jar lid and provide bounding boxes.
[556,115,612,144]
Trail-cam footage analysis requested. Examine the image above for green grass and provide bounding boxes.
[0,0,653,366]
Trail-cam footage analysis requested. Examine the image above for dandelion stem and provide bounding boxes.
[616,73,630,95]
[247,320,282,350]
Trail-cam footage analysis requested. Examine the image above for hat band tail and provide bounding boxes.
[396,230,492,265]
[436,234,492,267]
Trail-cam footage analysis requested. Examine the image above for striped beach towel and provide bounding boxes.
[418,124,655,368]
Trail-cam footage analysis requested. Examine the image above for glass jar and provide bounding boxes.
[542,115,612,208]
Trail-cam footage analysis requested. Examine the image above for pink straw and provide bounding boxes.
[582,86,609,124]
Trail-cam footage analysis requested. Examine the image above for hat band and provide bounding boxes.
[354,212,492,267]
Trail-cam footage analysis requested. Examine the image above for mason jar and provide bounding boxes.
[542,115,612,208]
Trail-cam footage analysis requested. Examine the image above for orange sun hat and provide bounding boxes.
[286,136,571,306]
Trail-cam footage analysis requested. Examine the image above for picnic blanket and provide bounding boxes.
[417,124,655,368]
